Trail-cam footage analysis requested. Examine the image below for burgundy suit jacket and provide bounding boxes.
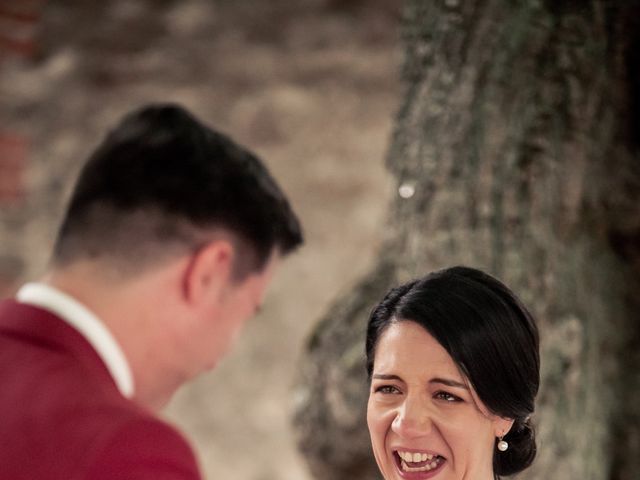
[0,300,202,480]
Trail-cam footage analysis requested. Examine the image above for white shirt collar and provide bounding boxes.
[16,282,135,398]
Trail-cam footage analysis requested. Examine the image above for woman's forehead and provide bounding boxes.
[373,321,460,375]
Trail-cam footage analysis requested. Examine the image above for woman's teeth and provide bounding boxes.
[398,451,435,462]
[397,451,443,472]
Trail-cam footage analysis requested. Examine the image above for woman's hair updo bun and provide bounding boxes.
[494,418,537,476]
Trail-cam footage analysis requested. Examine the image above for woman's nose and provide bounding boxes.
[391,396,433,438]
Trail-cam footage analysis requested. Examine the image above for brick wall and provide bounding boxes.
[0,134,26,204]
[0,0,44,58]
[0,0,45,296]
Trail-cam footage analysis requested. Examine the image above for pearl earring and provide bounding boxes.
[497,435,509,452]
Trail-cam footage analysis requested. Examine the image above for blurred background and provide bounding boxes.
[0,1,402,479]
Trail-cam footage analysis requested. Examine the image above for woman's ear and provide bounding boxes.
[493,417,515,438]
[182,240,235,305]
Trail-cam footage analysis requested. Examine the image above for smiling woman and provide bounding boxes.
[365,266,540,480]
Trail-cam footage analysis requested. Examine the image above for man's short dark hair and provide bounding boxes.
[52,103,303,279]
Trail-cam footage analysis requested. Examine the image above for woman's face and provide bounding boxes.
[367,320,512,480]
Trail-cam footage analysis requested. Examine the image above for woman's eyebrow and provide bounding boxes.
[430,377,469,389]
[371,374,402,381]
[372,374,468,390]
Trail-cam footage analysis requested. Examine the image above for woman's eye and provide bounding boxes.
[375,385,401,394]
[434,391,462,402]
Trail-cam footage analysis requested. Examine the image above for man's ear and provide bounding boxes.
[182,240,235,305]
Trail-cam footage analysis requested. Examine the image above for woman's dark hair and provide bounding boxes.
[366,266,540,477]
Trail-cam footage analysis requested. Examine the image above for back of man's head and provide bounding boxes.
[52,104,303,279]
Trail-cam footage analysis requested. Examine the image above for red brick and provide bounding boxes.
[0,0,45,58]
[0,133,27,204]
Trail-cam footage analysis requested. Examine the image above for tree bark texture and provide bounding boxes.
[292,1,640,479]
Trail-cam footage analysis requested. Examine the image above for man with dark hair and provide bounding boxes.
[0,104,303,479]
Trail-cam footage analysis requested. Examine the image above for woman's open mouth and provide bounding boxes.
[393,450,446,478]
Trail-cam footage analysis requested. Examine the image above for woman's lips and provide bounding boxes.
[393,449,446,479]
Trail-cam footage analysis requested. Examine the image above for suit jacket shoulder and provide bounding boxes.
[83,416,201,480]
[0,300,202,480]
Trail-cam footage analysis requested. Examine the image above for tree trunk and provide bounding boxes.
[292,1,640,479]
